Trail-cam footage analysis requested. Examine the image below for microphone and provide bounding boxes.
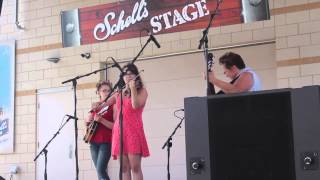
[109,57,123,73]
[149,34,161,48]
[143,28,161,48]
[66,114,78,120]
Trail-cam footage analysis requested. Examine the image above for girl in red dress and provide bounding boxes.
[110,63,149,180]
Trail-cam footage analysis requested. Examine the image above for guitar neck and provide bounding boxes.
[208,82,216,95]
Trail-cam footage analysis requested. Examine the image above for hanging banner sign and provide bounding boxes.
[61,0,270,47]
[0,40,15,154]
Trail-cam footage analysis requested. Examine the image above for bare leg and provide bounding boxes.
[128,154,143,180]
[120,155,131,180]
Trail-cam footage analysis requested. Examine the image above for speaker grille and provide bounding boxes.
[208,92,296,180]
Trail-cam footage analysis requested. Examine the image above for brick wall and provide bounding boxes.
[274,0,320,88]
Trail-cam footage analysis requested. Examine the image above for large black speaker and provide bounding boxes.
[184,86,320,180]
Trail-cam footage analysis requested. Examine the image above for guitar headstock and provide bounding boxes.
[207,53,214,72]
[206,52,216,95]
[98,105,109,115]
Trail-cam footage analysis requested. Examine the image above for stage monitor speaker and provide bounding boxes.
[184,86,320,180]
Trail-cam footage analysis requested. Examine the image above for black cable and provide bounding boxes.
[173,109,184,121]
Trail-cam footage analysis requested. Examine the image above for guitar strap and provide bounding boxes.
[216,74,241,94]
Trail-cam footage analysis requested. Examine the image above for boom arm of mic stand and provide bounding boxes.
[162,117,184,149]
[198,0,223,49]
[131,36,153,64]
[162,116,184,180]
[34,115,73,161]
[61,66,112,85]
[198,14,214,50]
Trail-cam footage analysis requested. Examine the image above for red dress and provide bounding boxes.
[111,94,150,159]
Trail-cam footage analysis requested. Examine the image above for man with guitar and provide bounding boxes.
[85,80,115,180]
[208,52,261,94]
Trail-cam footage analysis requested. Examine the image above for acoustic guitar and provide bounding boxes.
[83,105,110,143]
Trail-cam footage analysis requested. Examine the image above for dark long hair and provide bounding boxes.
[123,63,144,92]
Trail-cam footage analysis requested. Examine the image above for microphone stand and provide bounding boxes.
[61,65,113,180]
[112,66,125,180]
[78,58,125,180]
[102,71,144,180]
[162,111,185,180]
[131,33,158,64]
[198,0,223,96]
[113,31,159,180]
[34,115,77,180]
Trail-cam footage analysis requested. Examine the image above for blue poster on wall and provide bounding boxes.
[0,41,15,154]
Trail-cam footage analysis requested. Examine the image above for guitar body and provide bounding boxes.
[83,121,98,143]
[83,105,110,143]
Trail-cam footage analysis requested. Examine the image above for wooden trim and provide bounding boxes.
[271,2,320,15]
[17,43,63,55]
[16,83,96,97]
[277,56,320,67]
[13,57,319,98]
[16,90,36,96]
[77,82,96,90]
